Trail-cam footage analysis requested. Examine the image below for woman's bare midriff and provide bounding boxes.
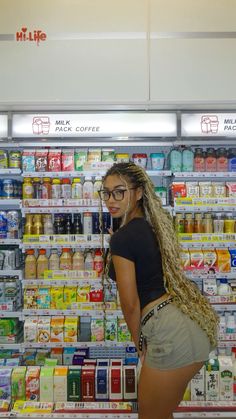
[141,292,171,317]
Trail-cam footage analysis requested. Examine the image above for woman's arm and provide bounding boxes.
[112,255,141,349]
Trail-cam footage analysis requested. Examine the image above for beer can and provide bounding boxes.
[9,151,21,169]
[0,211,7,239]
[7,211,20,239]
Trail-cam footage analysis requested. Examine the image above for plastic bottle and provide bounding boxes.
[205,148,217,172]
[25,249,37,279]
[74,214,83,234]
[93,249,104,277]
[226,315,236,333]
[218,278,232,295]
[24,214,34,235]
[83,176,93,199]
[84,252,94,270]
[41,178,52,199]
[23,178,34,199]
[33,214,43,235]
[32,177,42,199]
[49,249,60,270]
[60,248,72,270]
[43,214,54,235]
[36,249,49,279]
[72,250,85,270]
[83,212,93,234]
[64,214,73,234]
[216,148,228,172]
[194,148,205,172]
[93,177,103,199]
[61,178,71,199]
[51,178,61,199]
[169,148,182,172]
[182,148,194,172]
[228,148,236,172]
[71,178,83,199]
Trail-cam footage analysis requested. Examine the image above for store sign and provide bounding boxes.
[182,113,236,137]
[0,115,8,138]
[16,27,47,46]
[12,113,177,138]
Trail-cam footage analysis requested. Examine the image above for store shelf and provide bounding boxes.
[22,170,172,178]
[173,171,236,178]
[22,279,102,286]
[0,311,22,319]
[22,309,104,317]
[146,170,172,177]
[0,343,22,350]
[21,243,108,250]
[186,272,236,280]
[0,169,21,175]
[0,238,21,245]
[0,199,21,207]
[0,270,22,277]
[179,233,236,249]
[22,207,105,214]
[22,341,134,349]
[174,198,236,213]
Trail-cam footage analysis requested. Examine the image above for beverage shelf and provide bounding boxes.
[21,341,134,349]
[0,169,21,175]
[0,270,22,277]
[0,238,21,245]
[22,279,102,286]
[173,171,236,178]
[0,199,21,207]
[22,309,104,317]
[22,170,172,178]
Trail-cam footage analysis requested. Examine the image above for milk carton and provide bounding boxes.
[25,366,40,401]
[40,367,54,402]
[205,353,220,401]
[53,366,68,402]
[123,366,137,400]
[219,355,233,401]
[67,367,81,402]
[0,368,12,400]
[229,249,236,272]
[191,366,205,401]
[109,366,123,400]
[11,367,27,402]
[95,366,109,400]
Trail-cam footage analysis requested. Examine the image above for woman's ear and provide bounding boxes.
[136,186,143,201]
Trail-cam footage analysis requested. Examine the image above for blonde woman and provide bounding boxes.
[99,162,218,419]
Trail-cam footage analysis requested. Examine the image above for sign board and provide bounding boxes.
[182,113,236,137]
[12,113,177,138]
[0,115,8,138]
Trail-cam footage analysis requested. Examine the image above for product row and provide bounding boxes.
[24,316,131,344]
[180,248,236,273]
[175,212,236,234]
[203,278,235,297]
[24,213,110,236]
[172,181,236,199]
[0,363,137,403]
[23,285,105,309]
[25,248,104,279]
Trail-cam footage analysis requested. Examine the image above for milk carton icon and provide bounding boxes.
[32,117,50,135]
[201,115,219,134]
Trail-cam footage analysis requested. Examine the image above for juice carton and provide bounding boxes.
[40,367,54,402]
[64,317,78,342]
[203,249,217,272]
[219,355,233,401]
[37,286,50,309]
[95,366,109,400]
[51,348,63,365]
[77,285,90,302]
[123,366,137,401]
[81,366,95,401]
[50,287,64,310]
[74,149,87,171]
[67,367,81,402]
[35,349,50,366]
[64,286,77,309]
[109,366,123,400]
[24,286,38,309]
[37,317,51,344]
[216,249,231,273]
[229,249,236,272]
[205,354,220,401]
[91,318,104,342]
[11,367,27,402]
[171,182,187,199]
[24,317,38,342]
[0,368,12,400]
[62,150,74,172]
[191,366,205,401]
[25,366,40,401]
[180,250,191,270]
[102,149,115,162]
[189,250,204,270]
[105,316,117,341]
[53,366,68,402]
[117,318,131,342]
[50,317,64,343]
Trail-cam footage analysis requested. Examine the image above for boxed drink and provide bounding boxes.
[91,318,104,342]
[189,250,204,270]
[40,367,54,402]
[64,317,78,342]
[24,286,38,309]
[101,149,115,162]
[81,366,95,401]
[50,286,64,310]
[24,317,38,343]
[67,367,81,402]
[199,182,213,198]
[95,366,108,400]
[203,278,217,296]
[50,348,63,365]
[22,150,35,172]
[87,149,101,163]
[53,366,68,402]
[219,355,233,401]
[171,182,187,199]
[105,317,117,341]
[37,317,51,344]
[186,182,199,198]
[216,249,231,273]
[62,150,74,172]
[205,355,220,401]
[64,286,77,309]
[109,366,123,400]
[117,318,131,342]
[35,150,48,172]
[180,250,191,270]
[11,367,27,402]
[48,149,62,172]
[25,366,40,401]
[226,182,236,197]
[191,366,205,401]
[203,249,217,272]
[0,368,12,400]
[50,317,64,343]
[37,286,50,309]
[74,149,87,171]
[123,366,137,401]
[229,249,236,272]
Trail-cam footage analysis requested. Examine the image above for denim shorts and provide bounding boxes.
[140,301,212,370]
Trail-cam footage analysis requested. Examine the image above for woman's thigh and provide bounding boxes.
[138,360,204,419]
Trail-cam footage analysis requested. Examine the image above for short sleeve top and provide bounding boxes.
[109,217,166,309]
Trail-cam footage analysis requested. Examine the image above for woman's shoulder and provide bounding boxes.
[111,218,149,244]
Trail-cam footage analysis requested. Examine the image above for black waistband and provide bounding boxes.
[141,298,173,327]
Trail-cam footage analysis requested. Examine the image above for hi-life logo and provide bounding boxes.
[16,27,47,46]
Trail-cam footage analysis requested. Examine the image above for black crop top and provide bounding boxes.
[109,217,166,310]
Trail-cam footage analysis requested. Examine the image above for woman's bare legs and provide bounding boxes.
[138,361,203,419]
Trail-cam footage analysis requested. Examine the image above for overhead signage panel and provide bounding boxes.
[12,113,177,138]
[0,115,8,138]
[182,113,236,137]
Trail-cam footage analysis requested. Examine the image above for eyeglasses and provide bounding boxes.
[98,188,137,201]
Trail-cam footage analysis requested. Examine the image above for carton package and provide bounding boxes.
[24,317,38,343]
[81,366,95,401]
[53,366,68,402]
[123,366,137,401]
[191,366,205,401]
[22,150,35,172]
[37,317,51,344]
[50,317,64,343]
[64,317,78,342]
[48,149,62,172]
[40,367,54,402]
[216,249,231,273]
[109,366,123,400]
[0,368,12,400]
[11,367,27,402]
[35,150,48,172]
[219,355,233,401]
[205,356,219,401]
[25,366,40,401]
[67,367,81,402]
[95,366,109,400]
[62,150,74,171]
[229,249,236,272]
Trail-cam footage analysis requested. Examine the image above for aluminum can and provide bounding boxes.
[2,179,14,198]
[9,151,21,168]
[0,211,7,239]
[7,210,20,239]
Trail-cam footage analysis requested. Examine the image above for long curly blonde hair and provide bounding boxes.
[102,162,219,347]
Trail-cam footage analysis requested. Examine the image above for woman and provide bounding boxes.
[99,162,218,419]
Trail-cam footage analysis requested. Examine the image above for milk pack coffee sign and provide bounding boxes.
[0,115,8,138]
[182,113,236,137]
[12,113,177,138]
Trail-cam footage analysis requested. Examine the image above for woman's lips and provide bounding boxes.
[108,207,120,214]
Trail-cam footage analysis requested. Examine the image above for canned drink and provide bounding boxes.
[0,211,7,239]
[7,211,20,239]
[0,278,5,302]
[83,212,93,234]
[0,150,8,169]
[9,151,21,169]
[2,179,14,198]
[4,278,17,302]
[2,250,16,270]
